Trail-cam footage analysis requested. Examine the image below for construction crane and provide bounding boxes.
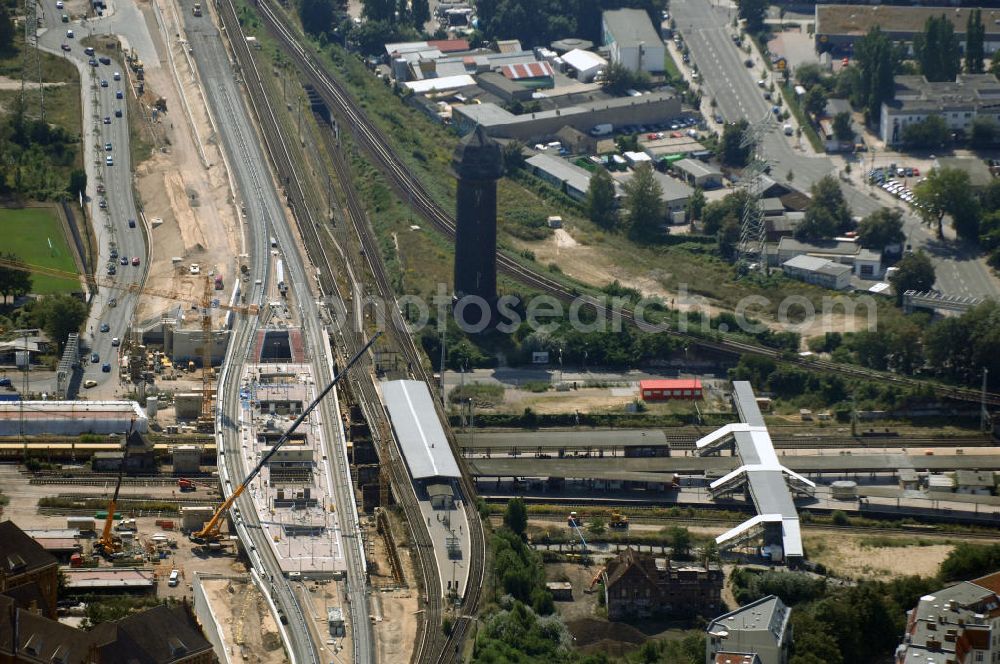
[190,332,381,545]
[95,419,134,557]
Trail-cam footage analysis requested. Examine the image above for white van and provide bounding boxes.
[168,570,179,586]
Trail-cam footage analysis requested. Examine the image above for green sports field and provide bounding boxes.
[0,207,80,294]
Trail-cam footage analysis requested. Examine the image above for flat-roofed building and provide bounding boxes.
[602,9,665,74]
[527,153,619,202]
[706,596,792,664]
[452,91,681,141]
[879,75,1000,146]
[672,158,723,188]
[781,255,852,291]
[640,379,703,401]
[815,5,1000,54]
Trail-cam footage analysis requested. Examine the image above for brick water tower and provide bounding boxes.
[452,126,502,323]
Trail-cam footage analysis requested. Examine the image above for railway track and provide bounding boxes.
[486,513,1000,540]
[248,0,1000,408]
[323,89,487,664]
[217,4,486,662]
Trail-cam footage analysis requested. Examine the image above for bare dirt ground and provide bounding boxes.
[804,534,955,580]
[131,0,240,322]
[370,511,418,664]
[203,578,286,664]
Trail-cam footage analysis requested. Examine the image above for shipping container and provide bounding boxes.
[67,516,96,531]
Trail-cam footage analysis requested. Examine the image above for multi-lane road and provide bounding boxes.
[182,1,374,662]
[673,0,1000,299]
[37,1,149,390]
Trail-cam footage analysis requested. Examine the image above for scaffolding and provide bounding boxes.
[736,113,774,272]
[20,0,43,119]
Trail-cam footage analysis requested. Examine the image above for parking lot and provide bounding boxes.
[869,164,925,213]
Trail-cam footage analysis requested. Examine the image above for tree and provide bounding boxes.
[410,0,430,29]
[914,15,961,82]
[971,116,998,146]
[795,175,852,240]
[889,252,935,304]
[503,497,527,538]
[586,167,618,229]
[915,166,980,239]
[30,294,87,350]
[795,63,826,91]
[719,120,750,168]
[67,169,87,200]
[299,0,336,35]
[667,526,691,559]
[602,61,652,96]
[586,517,606,535]
[737,0,767,33]
[857,208,905,250]
[501,140,525,174]
[0,254,32,304]
[362,0,395,22]
[901,115,949,149]
[803,85,828,118]
[832,112,853,142]
[623,162,663,242]
[854,27,895,123]
[687,186,706,222]
[966,9,986,74]
[0,6,13,56]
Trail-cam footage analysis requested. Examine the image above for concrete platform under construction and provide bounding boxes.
[236,363,346,576]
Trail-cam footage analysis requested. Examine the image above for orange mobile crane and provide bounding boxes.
[189,332,381,545]
[95,420,134,557]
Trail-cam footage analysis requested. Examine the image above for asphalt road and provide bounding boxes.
[37,2,150,391]
[182,2,374,662]
[672,0,1000,300]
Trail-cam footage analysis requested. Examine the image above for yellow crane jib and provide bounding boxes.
[97,418,135,555]
[189,332,382,544]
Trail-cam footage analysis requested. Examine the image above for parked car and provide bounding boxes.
[66,29,74,38]
[90,353,99,363]
[100,323,110,332]
[131,257,140,266]
[100,79,108,87]
[84,380,98,389]
[60,43,70,51]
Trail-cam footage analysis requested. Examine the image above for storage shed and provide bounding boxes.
[639,379,703,401]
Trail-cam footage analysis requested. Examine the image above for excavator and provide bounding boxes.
[190,333,381,545]
[95,420,134,557]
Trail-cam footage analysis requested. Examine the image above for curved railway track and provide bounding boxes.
[250,0,1000,408]
[217,4,486,662]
